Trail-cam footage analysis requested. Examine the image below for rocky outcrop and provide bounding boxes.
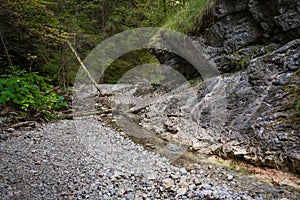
[203,0,300,72]
[147,0,300,173]
[157,0,300,75]
[139,38,300,174]
[218,39,300,173]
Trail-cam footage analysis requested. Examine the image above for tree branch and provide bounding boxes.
[66,40,104,96]
[0,32,13,66]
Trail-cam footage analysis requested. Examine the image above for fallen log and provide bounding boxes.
[60,109,112,118]
[8,121,37,129]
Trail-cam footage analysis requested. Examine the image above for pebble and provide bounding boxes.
[179,168,187,175]
[0,119,298,199]
[117,188,125,196]
[162,178,174,188]
[146,173,157,180]
[227,175,234,181]
[176,187,187,196]
[194,178,202,185]
[167,144,181,151]
[6,128,15,132]
[126,193,135,199]
[170,173,179,180]
[192,141,202,151]
[179,176,188,187]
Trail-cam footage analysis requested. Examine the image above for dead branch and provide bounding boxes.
[8,121,37,129]
[60,109,112,118]
[0,32,13,66]
[66,40,104,96]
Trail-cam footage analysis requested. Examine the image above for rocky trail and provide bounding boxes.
[0,116,299,199]
[1,0,300,199]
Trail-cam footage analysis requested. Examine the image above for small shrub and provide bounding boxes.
[151,74,165,87]
[239,58,249,70]
[0,67,67,114]
[188,79,197,84]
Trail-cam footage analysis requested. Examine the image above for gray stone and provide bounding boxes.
[191,140,202,151]
[176,187,187,196]
[179,168,187,175]
[162,178,174,188]
[194,178,202,185]
[169,174,178,180]
[146,173,157,180]
[227,175,234,181]
[126,193,135,200]
[117,188,125,196]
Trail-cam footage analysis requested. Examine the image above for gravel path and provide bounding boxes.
[1,118,299,199]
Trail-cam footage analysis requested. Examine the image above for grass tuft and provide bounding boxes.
[164,0,216,34]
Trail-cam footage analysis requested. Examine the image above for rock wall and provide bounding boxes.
[148,0,300,173]
[204,0,300,72]
[216,39,300,173]
[157,0,300,74]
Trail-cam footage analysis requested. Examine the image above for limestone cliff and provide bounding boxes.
[148,0,300,173]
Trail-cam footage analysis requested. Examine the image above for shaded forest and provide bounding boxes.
[0,0,188,85]
[0,0,191,117]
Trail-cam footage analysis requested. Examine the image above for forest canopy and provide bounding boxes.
[0,0,188,86]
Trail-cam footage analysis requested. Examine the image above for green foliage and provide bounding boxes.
[0,0,189,87]
[102,50,160,84]
[188,79,197,84]
[0,67,67,113]
[296,100,300,113]
[151,74,165,87]
[238,58,250,71]
[164,0,216,34]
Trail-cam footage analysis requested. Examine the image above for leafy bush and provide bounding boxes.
[0,67,67,113]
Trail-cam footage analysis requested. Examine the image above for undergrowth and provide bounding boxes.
[0,67,67,118]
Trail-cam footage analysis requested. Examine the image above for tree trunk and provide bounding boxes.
[0,33,13,66]
[163,0,167,17]
[101,1,106,29]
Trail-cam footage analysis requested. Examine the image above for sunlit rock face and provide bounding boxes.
[150,0,300,173]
